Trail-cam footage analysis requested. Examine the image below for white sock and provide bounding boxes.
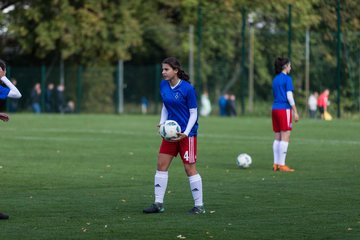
[279,141,289,166]
[154,170,168,204]
[273,140,280,165]
[189,174,203,207]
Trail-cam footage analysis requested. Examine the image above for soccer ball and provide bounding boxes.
[159,120,181,140]
[236,153,252,168]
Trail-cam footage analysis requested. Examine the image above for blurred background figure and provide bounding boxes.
[8,78,19,113]
[45,83,55,113]
[55,84,66,113]
[317,89,330,120]
[218,93,229,116]
[141,96,149,114]
[308,91,318,119]
[30,82,41,113]
[200,91,211,117]
[64,100,75,113]
[227,94,237,117]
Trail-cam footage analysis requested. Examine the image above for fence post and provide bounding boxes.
[117,60,124,114]
[248,15,254,113]
[336,0,341,118]
[154,64,161,114]
[189,25,195,83]
[305,29,310,115]
[288,4,292,60]
[240,8,246,115]
[196,2,203,96]
[76,65,83,113]
[6,66,11,111]
[41,64,46,112]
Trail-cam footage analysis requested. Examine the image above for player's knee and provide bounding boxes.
[184,167,197,176]
[157,164,167,171]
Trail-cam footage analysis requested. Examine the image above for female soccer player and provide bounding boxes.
[143,57,205,214]
[0,59,22,220]
[271,57,299,172]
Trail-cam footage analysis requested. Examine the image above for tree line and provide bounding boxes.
[1,0,359,114]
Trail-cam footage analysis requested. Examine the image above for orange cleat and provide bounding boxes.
[273,164,279,171]
[278,165,295,172]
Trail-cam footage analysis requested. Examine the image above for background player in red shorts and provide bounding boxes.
[143,57,204,214]
[271,57,299,172]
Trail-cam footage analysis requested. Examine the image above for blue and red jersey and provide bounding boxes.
[272,73,294,110]
[0,85,10,99]
[160,80,198,137]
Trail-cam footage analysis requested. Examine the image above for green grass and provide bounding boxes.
[0,114,359,240]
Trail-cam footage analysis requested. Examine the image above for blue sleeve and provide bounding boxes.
[187,86,198,109]
[286,76,294,92]
[0,86,10,99]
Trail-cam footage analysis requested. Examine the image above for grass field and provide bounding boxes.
[0,114,359,240]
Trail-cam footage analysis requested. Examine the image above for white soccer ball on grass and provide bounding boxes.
[236,153,252,168]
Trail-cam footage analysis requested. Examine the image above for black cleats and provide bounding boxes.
[143,203,165,214]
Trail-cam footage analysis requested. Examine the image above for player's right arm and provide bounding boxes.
[0,68,22,99]
[158,104,168,127]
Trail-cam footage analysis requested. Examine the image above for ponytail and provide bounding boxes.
[178,69,190,82]
[0,59,6,71]
[274,57,290,75]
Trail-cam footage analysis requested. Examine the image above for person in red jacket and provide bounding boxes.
[317,89,330,119]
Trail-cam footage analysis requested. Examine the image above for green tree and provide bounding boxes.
[2,0,360,114]
[6,0,175,112]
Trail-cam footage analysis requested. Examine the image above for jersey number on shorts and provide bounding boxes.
[183,151,189,161]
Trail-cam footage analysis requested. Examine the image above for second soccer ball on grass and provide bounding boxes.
[236,153,252,168]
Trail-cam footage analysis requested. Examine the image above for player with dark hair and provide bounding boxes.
[271,57,299,172]
[143,57,205,214]
[0,60,21,100]
[0,59,22,220]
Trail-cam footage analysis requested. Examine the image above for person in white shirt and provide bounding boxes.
[200,91,211,117]
[308,91,318,119]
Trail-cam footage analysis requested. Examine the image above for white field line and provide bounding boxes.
[2,127,360,146]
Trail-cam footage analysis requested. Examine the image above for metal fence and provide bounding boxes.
[3,30,360,117]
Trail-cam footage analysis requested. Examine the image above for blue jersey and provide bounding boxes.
[0,85,10,99]
[272,73,294,110]
[160,80,198,136]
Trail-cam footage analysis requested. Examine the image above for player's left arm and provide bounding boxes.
[175,86,198,140]
[183,86,198,137]
[183,108,197,136]
[175,108,197,140]
[287,91,299,122]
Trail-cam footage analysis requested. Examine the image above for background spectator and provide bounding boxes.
[55,84,66,113]
[218,94,229,116]
[227,94,237,117]
[8,78,19,113]
[308,91,318,118]
[30,83,41,113]
[45,83,55,113]
[200,91,212,117]
[317,89,330,120]
[141,96,149,114]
